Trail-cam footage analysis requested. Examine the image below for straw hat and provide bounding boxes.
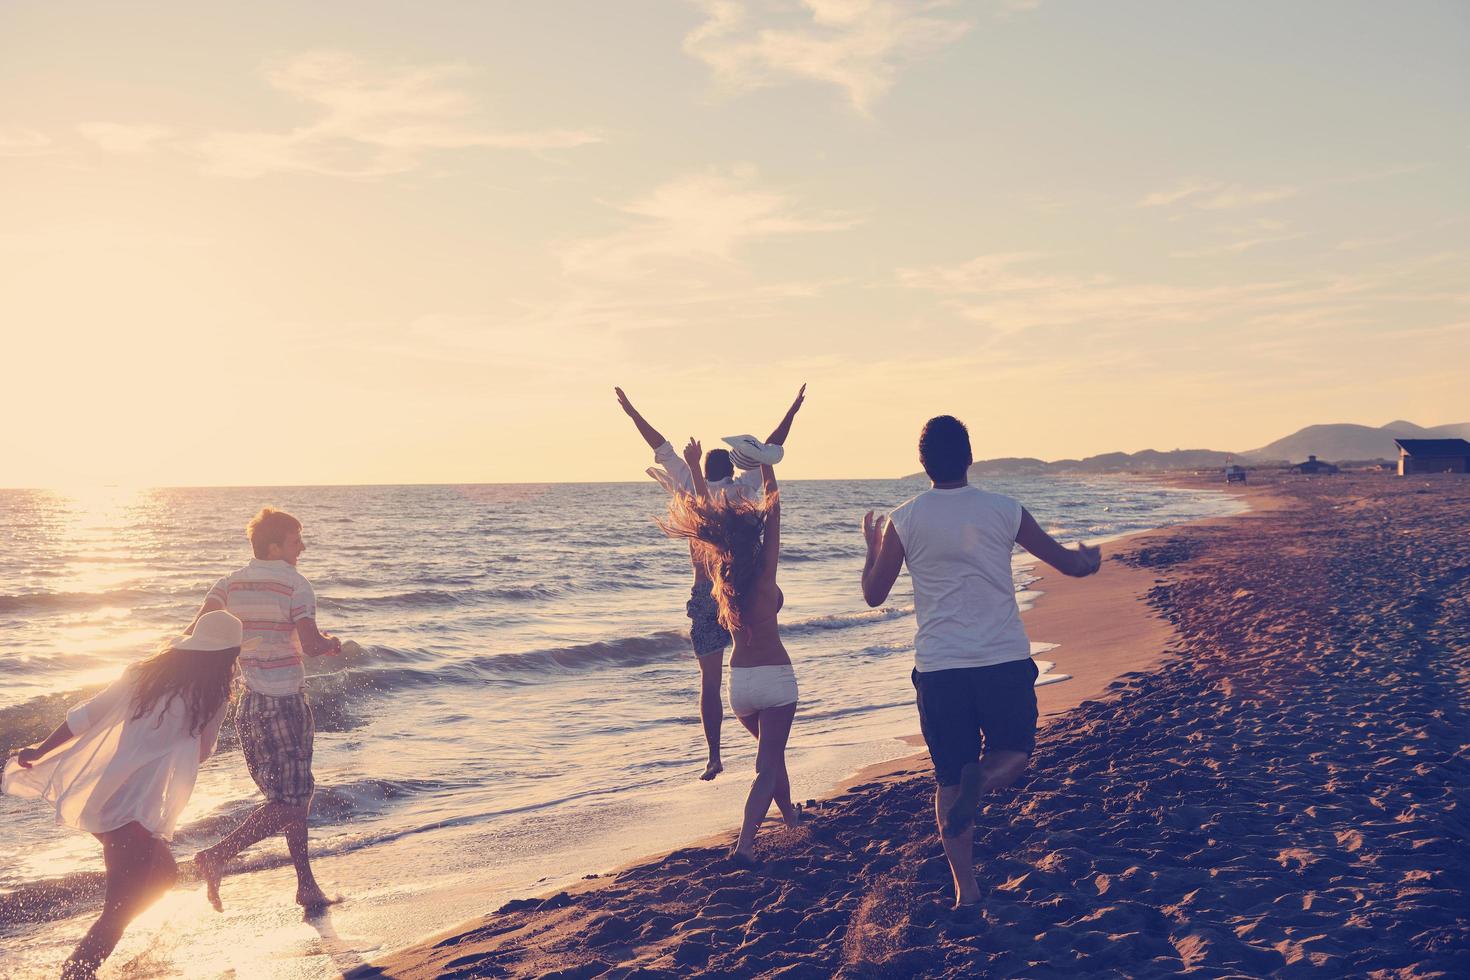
[175,610,258,653]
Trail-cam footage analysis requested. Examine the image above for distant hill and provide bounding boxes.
[903,448,1236,479]
[900,419,1470,478]
[1242,420,1470,463]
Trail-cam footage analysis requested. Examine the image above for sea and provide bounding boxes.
[0,477,1243,977]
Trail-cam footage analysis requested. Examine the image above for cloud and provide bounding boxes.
[895,251,1442,339]
[1139,178,1297,211]
[195,50,600,178]
[684,0,971,113]
[1335,232,1414,252]
[896,251,1110,295]
[0,127,54,157]
[560,166,861,279]
[76,122,172,154]
[1170,219,1310,257]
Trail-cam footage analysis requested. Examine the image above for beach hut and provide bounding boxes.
[1293,454,1339,475]
[1223,464,1247,483]
[1393,438,1470,476]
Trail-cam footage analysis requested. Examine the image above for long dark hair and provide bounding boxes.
[129,644,240,737]
[659,491,773,633]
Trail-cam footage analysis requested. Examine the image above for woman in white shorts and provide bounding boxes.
[662,438,800,867]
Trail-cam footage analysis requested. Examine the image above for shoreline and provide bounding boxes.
[364,479,1278,977]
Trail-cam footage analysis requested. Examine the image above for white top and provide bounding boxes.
[888,485,1032,672]
[646,440,763,504]
[2,670,224,839]
[206,559,317,697]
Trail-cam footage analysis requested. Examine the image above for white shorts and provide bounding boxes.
[728,664,798,718]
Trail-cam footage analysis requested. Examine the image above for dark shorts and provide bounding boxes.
[686,582,730,658]
[237,691,316,807]
[913,658,1039,787]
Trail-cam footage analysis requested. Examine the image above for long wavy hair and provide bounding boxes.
[659,491,774,633]
[129,643,240,737]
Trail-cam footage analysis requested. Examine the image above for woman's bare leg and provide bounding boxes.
[63,824,167,979]
[737,711,797,825]
[734,702,796,858]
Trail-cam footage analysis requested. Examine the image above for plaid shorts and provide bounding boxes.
[686,582,731,658]
[237,691,316,807]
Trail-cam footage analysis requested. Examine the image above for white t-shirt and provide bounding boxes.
[646,440,763,505]
[888,485,1031,672]
[206,559,317,697]
[1,669,224,838]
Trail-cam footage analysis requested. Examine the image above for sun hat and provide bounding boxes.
[721,435,785,470]
[175,610,258,653]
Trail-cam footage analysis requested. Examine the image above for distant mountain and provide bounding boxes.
[903,448,1236,479]
[1242,420,1470,463]
[899,419,1470,478]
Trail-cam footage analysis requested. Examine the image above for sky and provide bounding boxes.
[1,0,1466,487]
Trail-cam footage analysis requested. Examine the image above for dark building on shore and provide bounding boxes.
[1394,438,1470,476]
[1293,454,1339,475]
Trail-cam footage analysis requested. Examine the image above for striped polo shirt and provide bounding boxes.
[206,558,317,697]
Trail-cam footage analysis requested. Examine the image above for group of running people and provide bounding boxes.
[4,384,1101,977]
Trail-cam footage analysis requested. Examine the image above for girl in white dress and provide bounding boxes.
[3,610,252,979]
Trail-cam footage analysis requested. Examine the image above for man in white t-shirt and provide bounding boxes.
[614,385,805,781]
[187,508,342,914]
[861,415,1100,912]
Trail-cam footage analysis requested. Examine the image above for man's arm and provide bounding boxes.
[764,383,806,446]
[861,512,905,607]
[294,619,341,658]
[615,387,666,451]
[184,596,226,634]
[1015,508,1101,577]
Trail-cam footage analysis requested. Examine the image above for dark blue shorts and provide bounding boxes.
[913,658,1039,787]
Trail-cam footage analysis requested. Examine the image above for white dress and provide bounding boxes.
[2,670,224,839]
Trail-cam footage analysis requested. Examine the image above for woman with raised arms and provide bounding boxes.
[660,437,800,868]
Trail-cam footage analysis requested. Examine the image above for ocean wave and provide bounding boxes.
[463,630,691,675]
[460,605,916,677]
[777,546,865,563]
[783,605,915,635]
[0,588,161,614]
[319,573,679,612]
[321,584,565,611]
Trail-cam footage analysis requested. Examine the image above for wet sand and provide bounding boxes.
[362,473,1469,978]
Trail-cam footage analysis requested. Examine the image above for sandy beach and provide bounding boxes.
[361,473,1469,978]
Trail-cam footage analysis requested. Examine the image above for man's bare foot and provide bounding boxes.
[700,759,723,781]
[296,886,340,915]
[781,802,803,828]
[942,762,983,838]
[194,852,223,912]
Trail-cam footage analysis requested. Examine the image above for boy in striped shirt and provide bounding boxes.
[189,508,341,913]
